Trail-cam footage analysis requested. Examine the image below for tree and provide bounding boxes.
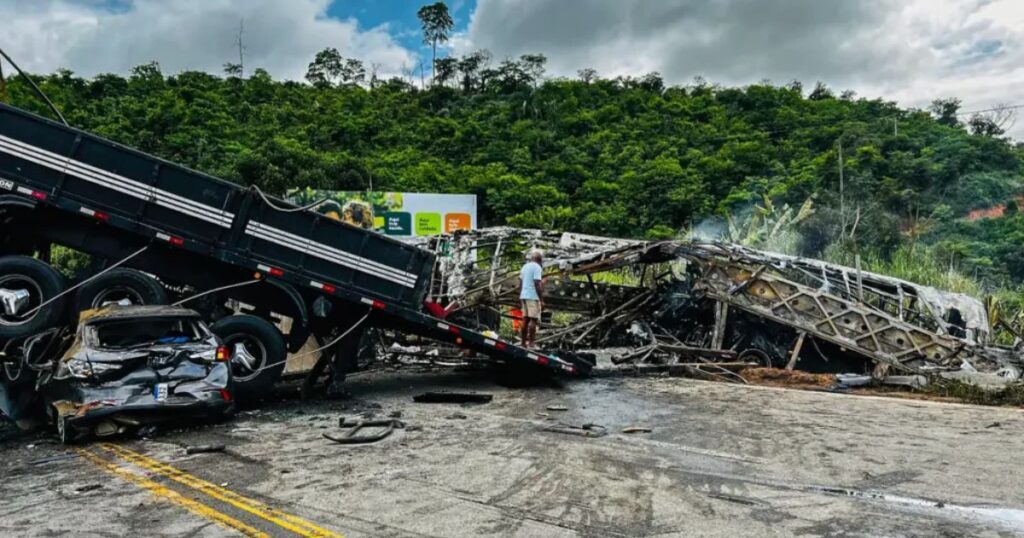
[639,72,664,92]
[930,97,962,127]
[339,58,366,86]
[306,48,343,87]
[222,62,243,77]
[968,104,1015,137]
[457,50,490,92]
[577,68,598,84]
[969,114,1004,137]
[434,57,458,87]
[417,2,454,86]
[519,54,547,87]
[808,81,834,100]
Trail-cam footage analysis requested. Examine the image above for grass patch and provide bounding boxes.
[921,379,1024,407]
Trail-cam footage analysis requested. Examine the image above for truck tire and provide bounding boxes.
[211,315,287,401]
[0,256,67,339]
[75,268,168,312]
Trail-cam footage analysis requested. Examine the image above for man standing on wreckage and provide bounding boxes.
[520,250,545,348]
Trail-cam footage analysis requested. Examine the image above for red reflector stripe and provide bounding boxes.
[169,236,185,247]
[269,267,284,277]
[94,211,109,221]
[495,341,507,350]
[537,356,550,366]
[322,283,336,294]
[219,389,232,402]
[371,300,386,310]
[30,190,47,200]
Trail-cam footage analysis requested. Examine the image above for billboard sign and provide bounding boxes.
[287,189,476,237]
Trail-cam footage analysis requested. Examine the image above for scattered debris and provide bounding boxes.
[413,392,493,404]
[621,426,652,434]
[743,368,835,389]
[546,405,568,411]
[184,444,226,455]
[542,423,607,438]
[323,417,405,444]
[29,453,79,466]
[446,412,468,420]
[74,484,103,493]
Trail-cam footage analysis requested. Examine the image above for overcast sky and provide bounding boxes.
[3,0,1023,137]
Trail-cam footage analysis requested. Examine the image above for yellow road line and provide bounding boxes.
[100,443,343,538]
[75,448,269,538]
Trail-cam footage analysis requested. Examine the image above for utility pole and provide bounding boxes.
[235,18,246,78]
[893,116,898,137]
[838,140,846,235]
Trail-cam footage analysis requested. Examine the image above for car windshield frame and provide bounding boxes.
[84,315,211,350]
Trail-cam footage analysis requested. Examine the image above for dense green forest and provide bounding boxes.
[3,48,1023,290]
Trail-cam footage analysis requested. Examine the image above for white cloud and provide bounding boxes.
[463,0,1024,138]
[0,0,417,80]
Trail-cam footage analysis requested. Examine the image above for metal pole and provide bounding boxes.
[838,140,846,235]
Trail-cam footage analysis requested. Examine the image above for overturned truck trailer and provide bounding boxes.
[425,228,1023,382]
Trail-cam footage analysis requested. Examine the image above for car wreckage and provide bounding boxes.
[416,227,1024,387]
[0,305,233,443]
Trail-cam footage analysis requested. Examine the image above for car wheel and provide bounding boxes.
[75,268,168,313]
[211,315,286,401]
[739,348,773,368]
[0,256,67,339]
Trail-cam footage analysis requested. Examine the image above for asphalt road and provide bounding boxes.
[2,372,1023,537]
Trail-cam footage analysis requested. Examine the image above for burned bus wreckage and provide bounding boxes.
[419,227,1024,387]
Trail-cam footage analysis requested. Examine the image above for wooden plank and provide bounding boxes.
[785,331,806,370]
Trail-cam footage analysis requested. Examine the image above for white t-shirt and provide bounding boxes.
[520,262,542,300]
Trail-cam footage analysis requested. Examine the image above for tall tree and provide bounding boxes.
[930,97,962,127]
[306,47,343,87]
[417,2,454,86]
[434,57,458,87]
[457,50,490,92]
[339,58,366,86]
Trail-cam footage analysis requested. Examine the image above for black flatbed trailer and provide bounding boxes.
[0,103,584,385]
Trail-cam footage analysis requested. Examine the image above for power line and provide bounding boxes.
[955,103,1024,117]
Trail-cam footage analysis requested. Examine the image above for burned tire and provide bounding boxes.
[0,256,67,339]
[739,348,773,368]
[75,268,168,312]
[211,315,286,401]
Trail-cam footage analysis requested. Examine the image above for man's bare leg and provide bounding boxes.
[521,317,530,346]
[527,318,538,348]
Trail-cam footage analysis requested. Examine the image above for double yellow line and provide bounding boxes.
[77,443,343,538]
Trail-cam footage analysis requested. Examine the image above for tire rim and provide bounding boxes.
[739,348,772,367]
[0,275,44,327]
[223,333,268,382]
[91,285,146,308]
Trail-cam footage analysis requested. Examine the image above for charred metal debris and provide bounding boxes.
[415,228,1024,387]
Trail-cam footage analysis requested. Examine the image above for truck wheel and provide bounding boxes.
[0,256,67,339]
[211,315,286,401]
[75,268,168,312]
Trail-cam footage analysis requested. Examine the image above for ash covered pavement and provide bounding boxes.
[2,372,1024,537]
